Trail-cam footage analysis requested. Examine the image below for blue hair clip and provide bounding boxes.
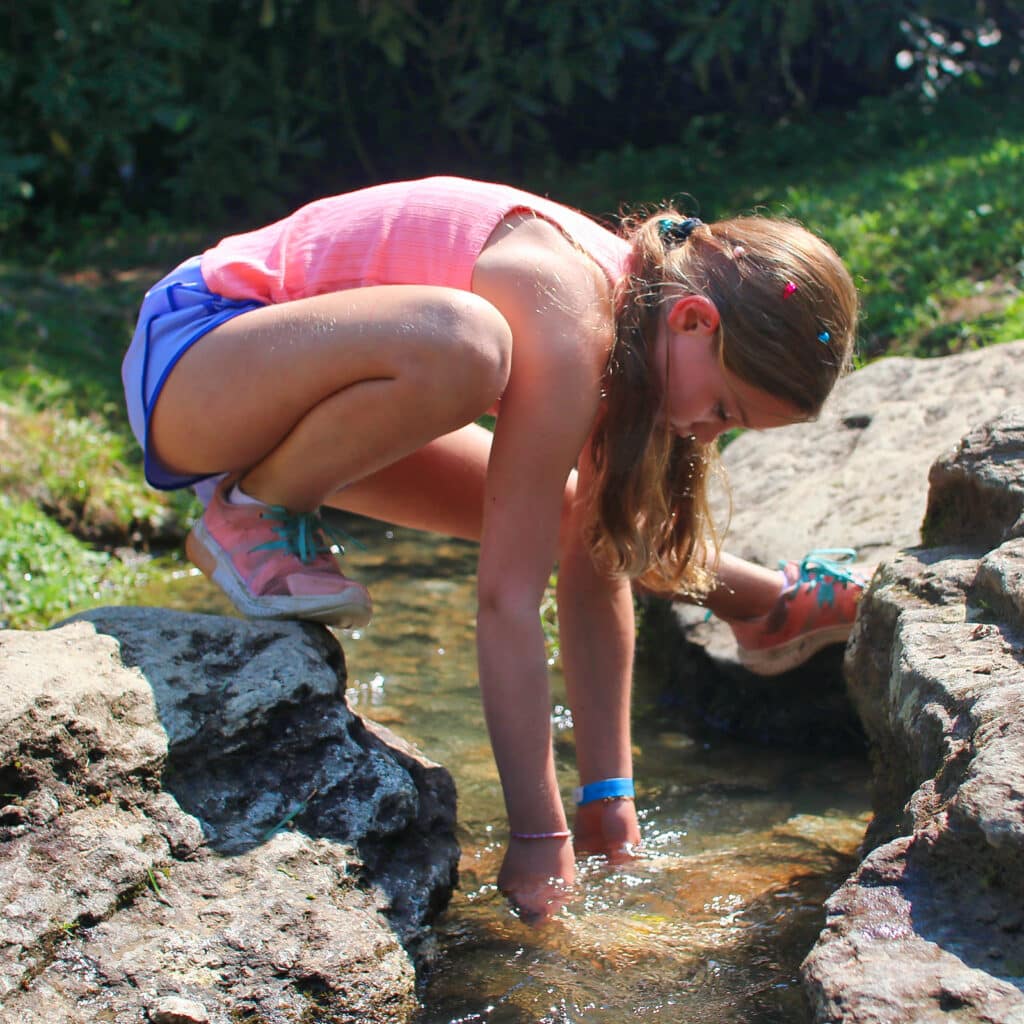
[659,217,703,247]
[817,331,831,344]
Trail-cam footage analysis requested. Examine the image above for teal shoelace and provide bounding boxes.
[251,506,365,565]
[790,548,860,608]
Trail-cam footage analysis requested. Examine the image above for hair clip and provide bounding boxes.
[782,281,798,298]
[732,245,746,258]
[817,331,831,344]
[659,217,703,247]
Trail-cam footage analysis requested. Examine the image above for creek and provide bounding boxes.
[133,518,870,1024]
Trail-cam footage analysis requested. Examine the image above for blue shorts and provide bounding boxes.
[121,256,265,491]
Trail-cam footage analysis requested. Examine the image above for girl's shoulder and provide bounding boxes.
[474,210,606,294]
[471,211,616,368]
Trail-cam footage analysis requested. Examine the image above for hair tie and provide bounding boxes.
[659,217,703,248]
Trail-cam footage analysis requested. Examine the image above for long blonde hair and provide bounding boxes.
[587,210,859,596]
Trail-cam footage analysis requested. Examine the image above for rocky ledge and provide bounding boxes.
[0,610,458,1024]
[803,409,1024,1023]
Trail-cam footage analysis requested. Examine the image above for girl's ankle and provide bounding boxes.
[227,481,265,506]
[719,568,789,624]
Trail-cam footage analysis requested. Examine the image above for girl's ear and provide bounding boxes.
[666,295,720,335]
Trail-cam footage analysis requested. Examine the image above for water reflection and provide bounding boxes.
[135,519,869,1024]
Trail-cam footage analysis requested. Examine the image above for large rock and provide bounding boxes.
[802,409,1024,1023]
[645,341,1024,749]
[0,609,458,1024]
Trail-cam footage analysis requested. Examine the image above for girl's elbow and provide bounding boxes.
[476,582,541,628]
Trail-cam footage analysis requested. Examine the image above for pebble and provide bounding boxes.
[149,995,210,1024]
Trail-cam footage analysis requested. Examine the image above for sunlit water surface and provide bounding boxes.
[130,520,870,1024]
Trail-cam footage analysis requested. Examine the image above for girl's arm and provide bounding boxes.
[557,446,642,857]
[471,223,610,915]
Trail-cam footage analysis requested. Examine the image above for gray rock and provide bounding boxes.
[924,412,1024,550]
[149,996,210,1023]
[0,610,458,1023]
[712,342,1024,569]
[802,405,1024,1022]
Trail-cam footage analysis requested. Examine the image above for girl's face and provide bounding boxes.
[655,295,803,445]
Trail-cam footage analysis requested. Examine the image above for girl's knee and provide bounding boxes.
[447,290,512,393]
[418,291,512,418]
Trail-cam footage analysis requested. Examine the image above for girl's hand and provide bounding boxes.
[498,836,576,922]
[573,798,641,863]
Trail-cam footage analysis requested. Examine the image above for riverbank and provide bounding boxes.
[5,343,1024,1020]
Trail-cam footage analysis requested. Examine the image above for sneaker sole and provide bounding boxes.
[187,522,373,629]
[737,623,852,677]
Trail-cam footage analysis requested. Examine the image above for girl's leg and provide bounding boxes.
[702,551,786,620]
[328,421,860,681]
[701,548,867,676]
[149,285,513,510]
[152,286,511,625]
[324,421,579,545]
[322,423,493,540]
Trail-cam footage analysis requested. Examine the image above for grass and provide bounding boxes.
[0,251,199,628]
[786,133,1024,358]
[0,494,137,627]
[2,84,1023,628]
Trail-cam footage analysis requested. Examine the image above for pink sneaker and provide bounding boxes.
[186,479,373,628]
[729,549,868,676]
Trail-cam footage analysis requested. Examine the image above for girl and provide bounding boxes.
[123,176,863,918]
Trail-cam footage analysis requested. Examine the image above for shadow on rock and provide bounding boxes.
[638,597,865,754]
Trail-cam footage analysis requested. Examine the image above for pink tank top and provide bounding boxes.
[200,176,630,304]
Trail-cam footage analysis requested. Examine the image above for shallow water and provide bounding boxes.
[132,519,870,1024]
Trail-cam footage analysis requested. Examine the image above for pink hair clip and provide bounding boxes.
[782,281,798,298]
[732,245,746,258]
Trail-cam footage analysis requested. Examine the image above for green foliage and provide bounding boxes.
[0,260,198,546]
[3,2,200,232]
[662,0,892,108]
[0,262,141,409]
[540,573,560,665]
[6,0,1020,247]
[0,397,189,545]
[2,36,1024,626]
[0,495,136,629]
[771,114,1024,357]
[3,0,328,238]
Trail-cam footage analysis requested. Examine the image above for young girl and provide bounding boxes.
[123,176,863,918]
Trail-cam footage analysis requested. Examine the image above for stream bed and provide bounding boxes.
[133,519,870,1024]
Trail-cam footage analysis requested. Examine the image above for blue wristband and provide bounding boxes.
[573,777,635,806]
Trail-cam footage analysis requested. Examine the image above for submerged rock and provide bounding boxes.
[0,609,458,1023]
